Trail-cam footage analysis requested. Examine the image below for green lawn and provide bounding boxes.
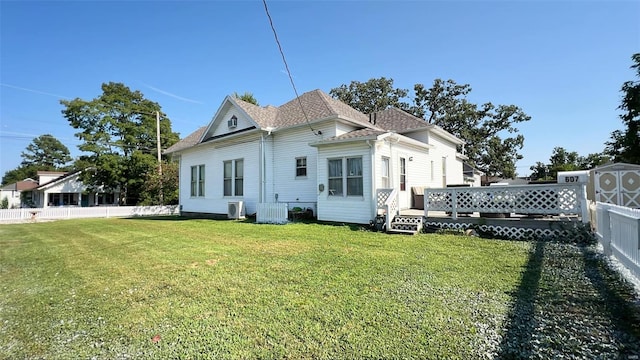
[0,217,639,359]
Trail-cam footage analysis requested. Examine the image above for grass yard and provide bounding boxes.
[0,217,639,359]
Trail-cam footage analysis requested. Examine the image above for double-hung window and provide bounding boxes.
[400,157,406,191]
[328,157,363,197]
[224,159,243,196]
[190,165,205,197]
[381,157,390,188]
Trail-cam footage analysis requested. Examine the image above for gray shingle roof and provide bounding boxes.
[165,89,464,154]
[233,98,278,127]
[372,107,429,132]
[233,89,374,129]
[164,126,207,154]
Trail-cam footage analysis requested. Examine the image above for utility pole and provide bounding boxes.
[156,111,164,204]
[156,111,162,175]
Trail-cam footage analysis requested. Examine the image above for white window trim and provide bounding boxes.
[223,159,244,197]
[400,157,407,192]
[295,156,307,178]
[327,156,363,198]
[190,164,205,197]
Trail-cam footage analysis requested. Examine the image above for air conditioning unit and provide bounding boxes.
[227,201,245,219]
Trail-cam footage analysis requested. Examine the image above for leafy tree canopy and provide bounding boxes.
[60,82,179,205]
[2,134,71,186]
[330,77,409,114]
[330,78,530,178]
[1,165,37,186]
[529,147,610,180]
[606,53,640,164]
[139,160,179,206]
[21,134,72,169]
[233,92,260,106]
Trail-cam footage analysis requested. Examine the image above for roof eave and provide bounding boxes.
[309,134,382,147]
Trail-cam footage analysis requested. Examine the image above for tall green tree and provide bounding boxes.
[20,134,72,169]
[606,53,640,164]
[60,82,179,205]
[330,77,530,178]
[233,92,260,106]
[1,165,38,186]
[330,77,409,114]
[2,134,71,186]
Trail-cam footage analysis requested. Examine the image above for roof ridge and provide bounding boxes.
[312,89,337,117]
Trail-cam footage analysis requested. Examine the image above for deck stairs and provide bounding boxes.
[388,215,423,235]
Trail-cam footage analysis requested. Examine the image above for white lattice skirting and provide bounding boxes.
[424,221,578,240]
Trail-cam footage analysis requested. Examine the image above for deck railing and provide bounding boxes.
[0,205,180,222]
[595,202,640,281]
[424,183,588,222]
[376,188,399,231]
[256,203,288,224]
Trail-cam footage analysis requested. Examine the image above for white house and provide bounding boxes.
[27,170,119,208]
[165,89,468,224]
[0,178,38,208]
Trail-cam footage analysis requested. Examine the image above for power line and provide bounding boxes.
[262,0,320,136]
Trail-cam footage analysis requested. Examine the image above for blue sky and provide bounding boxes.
[1,0,638,179]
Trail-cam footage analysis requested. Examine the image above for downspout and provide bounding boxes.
[367,139,376,220]
[259,133,264,203]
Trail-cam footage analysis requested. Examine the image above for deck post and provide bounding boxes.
[451,189,458,220]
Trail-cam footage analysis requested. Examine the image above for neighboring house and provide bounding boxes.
[165,89,468,224]
[29,170,119,208]
[0,178,38,208]
[463,163,484,187]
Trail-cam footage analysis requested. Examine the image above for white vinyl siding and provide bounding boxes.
[179,137,259,215]
[268,125,330,205]
[316,143,372,224]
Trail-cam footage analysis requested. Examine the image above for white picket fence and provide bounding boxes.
[0,205,180,223]
[595,202,640,280]
[256,203,288,224]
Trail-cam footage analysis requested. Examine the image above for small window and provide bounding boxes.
[296,157,307,177]
[381,157,390,188]
[228,115,238,129]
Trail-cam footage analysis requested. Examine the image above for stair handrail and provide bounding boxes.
[384,188,399,231]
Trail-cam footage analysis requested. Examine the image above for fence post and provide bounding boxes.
[580,184,589,223]
[423,189,429,217]
[601,207,612,256]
